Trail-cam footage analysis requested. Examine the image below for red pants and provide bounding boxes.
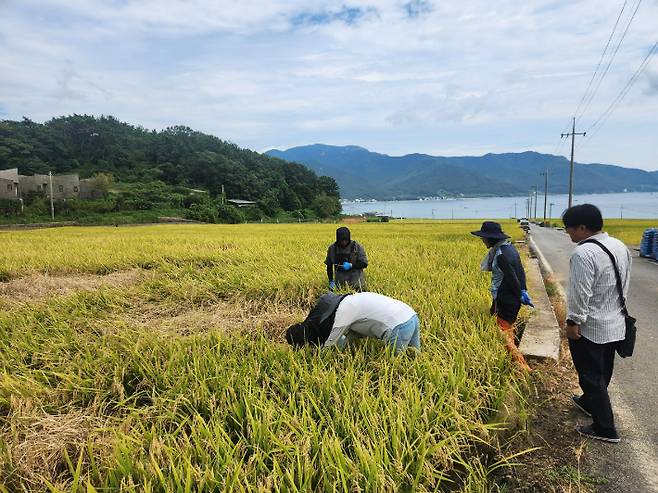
[497,317,531,371]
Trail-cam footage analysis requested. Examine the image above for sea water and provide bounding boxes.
[341,192,658,219]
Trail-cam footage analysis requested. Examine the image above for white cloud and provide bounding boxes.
[0,0,657,169]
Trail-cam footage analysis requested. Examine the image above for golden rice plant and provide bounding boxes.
[0,220,528,492]
[599,218,657,246]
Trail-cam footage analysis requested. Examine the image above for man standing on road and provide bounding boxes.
[325,227,368,291]
[563,204,631,443]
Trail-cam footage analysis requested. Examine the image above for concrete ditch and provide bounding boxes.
[519,237,561,362]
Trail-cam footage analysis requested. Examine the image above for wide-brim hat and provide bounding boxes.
[470,221,510,240]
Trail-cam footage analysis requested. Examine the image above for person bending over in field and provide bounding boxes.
[471,221,533,371]
[325,227,368,291]
[286,292,420,354]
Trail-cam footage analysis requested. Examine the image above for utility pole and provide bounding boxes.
[534,187,538,220]
[549,202,555,223]
[620,205,624,219]
[540,169,548,225]
[561,117,586,209]
[48,171,54,220]
[528,190,533,218]
[514,202,517,218]
[527,194,532,220]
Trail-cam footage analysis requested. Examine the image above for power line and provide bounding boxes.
[552,119,574,155]
[585,41,657,133]
[577,0,643,121]
[553,0,643,163]
[578,41,657,149]
[573,0,629,119]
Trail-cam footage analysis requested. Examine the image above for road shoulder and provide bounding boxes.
[529,226,658,493]
[498,238,607,492]
[519,253,560,361]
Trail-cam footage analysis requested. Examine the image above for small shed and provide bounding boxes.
[227,199,257,208]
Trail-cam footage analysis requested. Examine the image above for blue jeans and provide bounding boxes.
[386,315,420,354]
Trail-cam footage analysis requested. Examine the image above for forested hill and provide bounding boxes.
[0,115,340,214]
[267,144,658,200]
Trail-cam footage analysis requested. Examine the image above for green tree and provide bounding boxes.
[311,193,342,218]
[216,204,245,224]
[0,115,342,215]
[90,172,113,195]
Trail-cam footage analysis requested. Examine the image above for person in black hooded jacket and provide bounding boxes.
[325,227,368,291]
[286,292,347,347]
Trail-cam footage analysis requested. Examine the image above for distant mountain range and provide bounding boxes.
[266,145,658,200]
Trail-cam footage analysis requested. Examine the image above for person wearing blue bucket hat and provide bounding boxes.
[471,221,532,371]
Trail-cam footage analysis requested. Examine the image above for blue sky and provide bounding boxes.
[1,0,657,170]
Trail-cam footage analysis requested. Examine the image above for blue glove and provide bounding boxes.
[329,280,336,290]
[342,261,352,271]
[521,290,534,307]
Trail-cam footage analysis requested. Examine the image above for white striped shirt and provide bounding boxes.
[567,232,632,344]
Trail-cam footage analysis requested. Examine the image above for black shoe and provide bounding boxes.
[576,425,620,443]
[572,395,592,417]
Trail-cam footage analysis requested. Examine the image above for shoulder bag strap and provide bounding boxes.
[580,238,628,316]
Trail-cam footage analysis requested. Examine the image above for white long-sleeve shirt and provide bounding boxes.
[567,232,632,344]
[324,292,416,347]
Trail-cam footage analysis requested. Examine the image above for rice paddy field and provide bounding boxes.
[602,219,658,246]
[0,221,530,492]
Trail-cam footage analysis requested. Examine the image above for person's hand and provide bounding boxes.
[329,280,336,290]
[521,290,534,307]
[341,261,352,271]
[566,323,581,340]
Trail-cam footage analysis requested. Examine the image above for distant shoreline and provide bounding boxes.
[341,191,658,220]
[341,191,658,204]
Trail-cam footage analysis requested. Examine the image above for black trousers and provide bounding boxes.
[569,336,617,433]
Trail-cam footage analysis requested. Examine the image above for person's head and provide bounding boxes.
[481,237,495,248]
[335,227,351,248]
[562,204,603,243]
[286,323,308,347]
[470,221,509,247]
[285,320,327,348]
[286,292,346,348]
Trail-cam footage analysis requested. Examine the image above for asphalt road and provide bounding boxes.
[530,225,658,493]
